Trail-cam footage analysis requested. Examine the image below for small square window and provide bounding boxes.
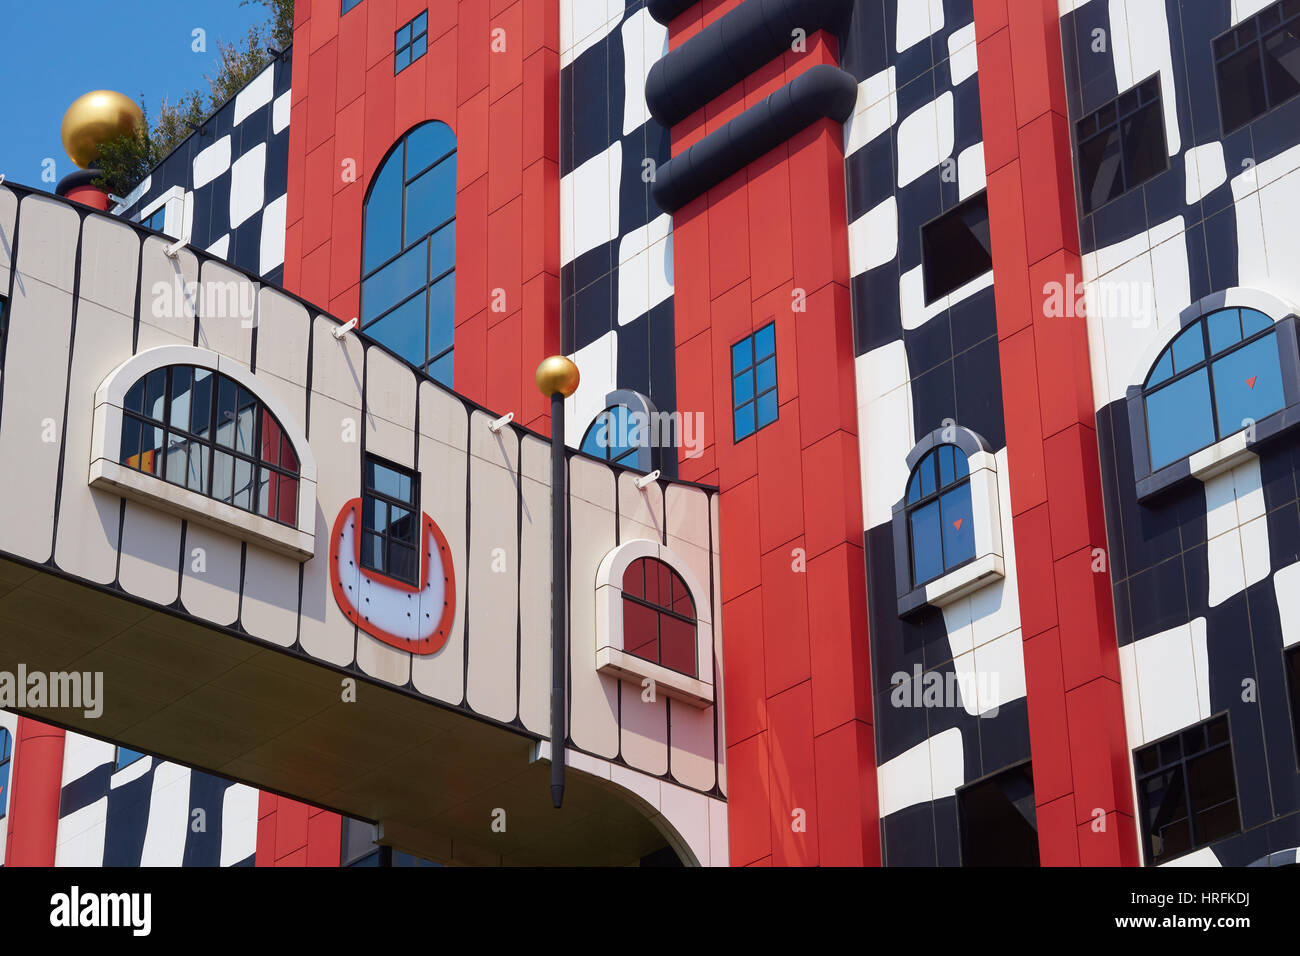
[394,10,430,75]
[362,456,420,585]
[1214,1,1300,134]
[1134,714,1241,864]
[920,192,993,304]
[957,762,1040,866]
[1076,76,1169,214]
[731,323,778,442]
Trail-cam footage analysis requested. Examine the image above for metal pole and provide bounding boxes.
[550,390,566,809]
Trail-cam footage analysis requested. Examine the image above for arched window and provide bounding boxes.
[893,426,1004,615]
[621,557,697,678]
[1142,307,1284,470]
[581,406,640,466]
[0,727,12,819]
[361,121,457,385]
[117,364,300,526]
[904,443,976,587]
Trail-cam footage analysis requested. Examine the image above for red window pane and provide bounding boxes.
[622,598,659,664]
[671,574,693,616]
[260,409,282,465]
[280,434,298,473]
[278,476,298,526]
[622,558,645,598]
[659,616,696,677]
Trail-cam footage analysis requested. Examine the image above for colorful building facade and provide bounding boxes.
[1,0,1299,867]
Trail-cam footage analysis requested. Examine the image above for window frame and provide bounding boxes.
[118,363,302,527]
[919,191,993,305]
[1287,645,1300,770]
[360,122,457,383]
[579,389,660,473]
[1213,0,1300,135]
[594,539,714,707]
[1074,74,1169,215]
[1125,289,1300,501]
[1133,713,1242,866]
[394,11,429,75]
[0,726,11,820]
[892,425,1005,616]
[731,323,778,442]
[620,557,698,679]
[360,454,421,587]
[90,345,317,560]
[903,443,978,589]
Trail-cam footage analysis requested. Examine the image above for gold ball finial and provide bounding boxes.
[61,91,145,169]
[535,355,580,397]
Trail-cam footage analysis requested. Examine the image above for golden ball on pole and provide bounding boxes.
[61,90,146,170]
[535,355,580,398]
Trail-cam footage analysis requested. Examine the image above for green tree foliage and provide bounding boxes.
[94,1,294,198]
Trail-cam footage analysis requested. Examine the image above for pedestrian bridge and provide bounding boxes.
[0,182,727,866]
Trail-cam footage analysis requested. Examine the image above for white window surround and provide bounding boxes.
[88,345,318,560]
[137,186,186,239]
[894,426,1005,615]
[594,538,714,708]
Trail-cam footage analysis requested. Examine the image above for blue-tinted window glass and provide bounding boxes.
[735,403,756,441]
[115,747,144,771]
[906,471,921,504]
[405,158,457,243]
[362,240,428,320]
[1240,307,1273,336]
[342,0,364,13]
[394,10,429,75]
[731,338,752,370]
[428,272,455,355]
[1147,350,1174,386]
[910,500,944,585]
[1171,325,1206,372]
[938,445,955,485]
[940,486,976,567]
[367,295,428,368]
[429,222,455,278]
[1212,334,1285,433]
[1146,368,1217,469]
[731,323,778,442]
[919,454,936,497]
[1208,309,1242,353]
[363,155,404,271]
[582,406,640,463]
[0,727,10,819]
[363,122,456,380]
[406,123,456,177]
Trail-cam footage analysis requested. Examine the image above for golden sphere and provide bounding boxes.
[61,91,145,169]
[535,355,580,397]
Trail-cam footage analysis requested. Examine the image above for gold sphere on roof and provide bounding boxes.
[535,355,581,398]
[61,90,145,169]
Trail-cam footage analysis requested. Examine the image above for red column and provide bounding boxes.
[255,792,341,867]
[668,6,878,866]
[3,717,65,866]
[973,0,1137,866]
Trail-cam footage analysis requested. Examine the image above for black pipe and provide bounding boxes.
[550,390,566,809]
[645,0,853,129]
[651,63,858,213]
[647,0,698,24]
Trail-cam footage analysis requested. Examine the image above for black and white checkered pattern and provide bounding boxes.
[114,52,293,287]
[560,0,677,466]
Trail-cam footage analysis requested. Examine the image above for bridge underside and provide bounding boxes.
[0,557,676,866]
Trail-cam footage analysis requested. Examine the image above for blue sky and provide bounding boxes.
[0,0,272,191]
